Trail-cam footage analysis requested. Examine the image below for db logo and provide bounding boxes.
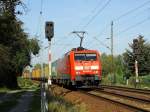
[84,66,90,70]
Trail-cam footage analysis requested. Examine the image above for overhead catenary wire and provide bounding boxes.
[94,17,150,51]
[93,36,110,49]
[92,0,150,49]
[77,0,112,49]
[32,0,44,65]
[91,0,104,13]
[82,0,112,29]
[76,0,104,29]
[95,0,150,38]
[40,0,43,15]
[35,0,44,37]
[55,1,150,55]
[52,43,73,46]
[63,0,105,52]
[118,17,150,35]
[114,0,150,22]
[52,33,76,55]
[52,33,73,46]
[62,0,111,52]
[52,0,95,52]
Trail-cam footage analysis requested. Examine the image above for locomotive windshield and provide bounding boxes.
[75,53,97,61]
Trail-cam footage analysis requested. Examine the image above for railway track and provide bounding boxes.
[101,85,150,94]
[79,86,150,112]
[95,89,150,103]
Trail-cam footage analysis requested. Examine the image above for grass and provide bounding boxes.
[28,89,41,112]
[0,91,25,112]
[17,77,40,90]
[0,87,11,93]
[47,92,87,112]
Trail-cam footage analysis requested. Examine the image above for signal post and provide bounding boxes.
[133,39,140,88]
[45,21,54,87]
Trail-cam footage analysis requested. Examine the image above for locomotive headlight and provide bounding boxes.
[75,66,83,70]
[91,66,99,70]
[76,72,80,74]
[95,71,98,74]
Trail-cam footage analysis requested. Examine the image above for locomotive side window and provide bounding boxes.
[74,53,97,61]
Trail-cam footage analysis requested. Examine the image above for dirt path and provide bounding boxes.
[9,91,34,112]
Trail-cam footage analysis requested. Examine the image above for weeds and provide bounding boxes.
[47,91,87,112]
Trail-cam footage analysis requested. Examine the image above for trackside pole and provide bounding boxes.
[41,49,48,112]
[48,41,52,87]
[135,60,139,88]
[44,21,54,112]
[126,79,129,85]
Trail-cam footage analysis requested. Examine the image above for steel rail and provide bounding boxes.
[95,89,150,103]
[101,85,150,94]
[80,91,150,112]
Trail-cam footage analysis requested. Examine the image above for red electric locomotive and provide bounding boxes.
[52,47,102,88]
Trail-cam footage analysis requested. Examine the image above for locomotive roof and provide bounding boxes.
[52,47,100,63]
[65,47,98,56]
[71,47,98,52]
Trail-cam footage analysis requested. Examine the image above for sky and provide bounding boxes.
[17,0,150,65]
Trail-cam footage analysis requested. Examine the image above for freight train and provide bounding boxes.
[51,47,102,88]
[22,66,49,81]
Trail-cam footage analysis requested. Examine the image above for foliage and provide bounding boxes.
[101,36,150,86]
[127,75,150,89]
[101,53,126,84]
[123,35,150,78]
[29,39,40,55]
[101,53,112,75]
[17,77,39,90]
[122,50,134,79]
[101,53,124,76]
[139,75,150,87]
[34,63,41,69]
[102,73,125,85]
[0,0,40,88]
[0,45,11,77]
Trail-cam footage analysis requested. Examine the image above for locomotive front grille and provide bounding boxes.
[75,75,99,81]
[75,75,100,87]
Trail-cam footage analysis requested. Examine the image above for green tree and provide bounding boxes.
[114,55,124,75]
[34,64,41,69]
[101,53,124,75]
[101,53,112,75]
[29,39,40,55]
[123,35,150,79]
[123,50,134,79]
[101,53,125,84]
[0,0,40,88]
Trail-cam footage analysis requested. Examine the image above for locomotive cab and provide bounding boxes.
[51,47,102,88]
[70,48,102,88]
